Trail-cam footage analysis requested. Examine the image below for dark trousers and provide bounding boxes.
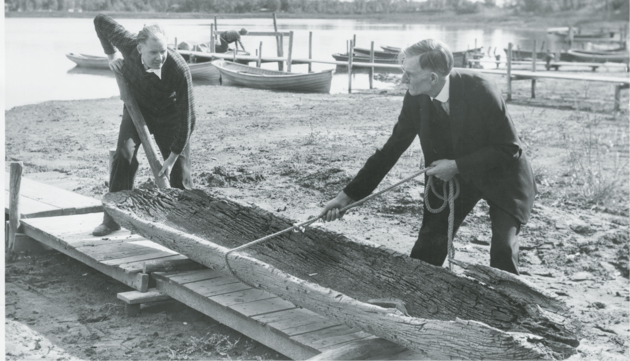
[410,178,521,275]
[103,106,192,226]
[216,38,229,53]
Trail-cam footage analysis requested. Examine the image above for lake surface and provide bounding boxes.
[5,17,549,109]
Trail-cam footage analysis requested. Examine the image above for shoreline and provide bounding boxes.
[5,9,628,30]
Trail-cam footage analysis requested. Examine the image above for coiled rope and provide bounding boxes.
[424,175,460,270]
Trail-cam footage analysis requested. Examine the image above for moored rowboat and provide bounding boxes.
[188,61,220,82]
[66,53,110,69]
[211,59,334,93]
[562,49,630,63]
[103,188,581,360]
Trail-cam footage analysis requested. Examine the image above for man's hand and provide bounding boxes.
[107,52,124,74]
[319,191,355,222]
[426,159,459,181]
[158,152,179,180]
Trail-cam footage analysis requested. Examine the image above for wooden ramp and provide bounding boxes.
[20,213,201,291]
[4,172,103,218]
[20,212,426,360]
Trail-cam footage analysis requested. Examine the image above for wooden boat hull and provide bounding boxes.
[561,49,630,63]
[188,61,220,82]
[332,53,399,64]
[103,188,580,360]
[505,49,551,61]
[354,47,400,59]
[66,53,110,69]
[211,60,333,93]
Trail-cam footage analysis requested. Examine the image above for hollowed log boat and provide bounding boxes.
[103,188,581,360]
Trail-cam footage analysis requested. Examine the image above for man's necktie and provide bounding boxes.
[433,99,449,120]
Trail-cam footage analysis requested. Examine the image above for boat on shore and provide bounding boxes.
[103,187,581,360]
[333,49,473,68]
[66,53,110,69]
[211,59,333,93]
[188,61,220,82]
[560,49,630,63]
[505,48,553,61]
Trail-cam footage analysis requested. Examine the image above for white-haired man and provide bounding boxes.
[321,39,536,275]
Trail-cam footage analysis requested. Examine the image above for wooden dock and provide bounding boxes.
[9,174,427,360]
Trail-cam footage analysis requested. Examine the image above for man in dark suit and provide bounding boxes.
[320,39,536,275]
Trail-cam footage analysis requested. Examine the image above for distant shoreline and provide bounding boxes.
[5,9,628,30]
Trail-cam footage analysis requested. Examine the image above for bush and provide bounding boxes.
[455,0,481,14]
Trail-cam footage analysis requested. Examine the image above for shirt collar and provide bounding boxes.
[432,75,450,103]
[142,59,162,79]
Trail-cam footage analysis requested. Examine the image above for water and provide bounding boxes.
[4,17,548,109]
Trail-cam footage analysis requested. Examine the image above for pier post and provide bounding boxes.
[507,43,513,101]
[531,39,537,99]
[348,39,354,94]
[273,13,284,71]
[369,41,374,89]
[287,31,294,73]
[308,32,313,73]
[8,161,23,251]
[210,24,215,53]
[257,42,262,68]
[214,16,218,33]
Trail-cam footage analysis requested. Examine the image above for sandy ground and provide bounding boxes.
[5,68,630,360]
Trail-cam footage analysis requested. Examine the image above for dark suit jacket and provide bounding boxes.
[343,69,536,224]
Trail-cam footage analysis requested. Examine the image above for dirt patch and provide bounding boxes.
[5,70,629,360]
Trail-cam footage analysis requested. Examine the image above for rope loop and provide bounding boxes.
[424,175,460,270]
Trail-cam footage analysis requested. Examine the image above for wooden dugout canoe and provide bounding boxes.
[211,59,334,93]
[103,188,580,360]
[66,53,110,69]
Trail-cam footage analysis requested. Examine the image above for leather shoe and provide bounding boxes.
[92,223,121,237]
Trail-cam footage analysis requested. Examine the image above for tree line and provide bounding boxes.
[5,0,493,14]
[5,0,624,14]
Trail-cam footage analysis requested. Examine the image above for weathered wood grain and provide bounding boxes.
[103,188,580,360]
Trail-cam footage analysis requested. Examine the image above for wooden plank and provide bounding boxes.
[229,297,296,317]
[4,173,102,214]
[5,190,60,218]
[185,277,246,297]
[21,221,148,291]
[282,319,341,337]
[101,250,176,267]
[208,288,276,307]
[154,274,320,360]
[78,242,162,262]
[307,337,412,361]
[252,308,322,325]
[117,288,170,304]
[119,255,202,274]
[291,325,368,350]
[480,69,630,84]
[168,268,224,284]
[268,312,332,334]
[310,332,374,352]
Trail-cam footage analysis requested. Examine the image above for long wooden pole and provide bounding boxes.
[114,73,170,189]
[308,31,313,73]
[8,161,23,251]
[273,12,283,71]
[369,41,374,89]
[257,41,262,68]
[287,31,294,73]
[507,43,513,101]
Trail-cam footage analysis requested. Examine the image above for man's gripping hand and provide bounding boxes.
[319,191,355,222]
[107,52,124,74]
[158,152,180,180]
[426,159,459,182]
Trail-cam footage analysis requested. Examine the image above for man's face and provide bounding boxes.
[138,35,168,70]
[401,55,437,96]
